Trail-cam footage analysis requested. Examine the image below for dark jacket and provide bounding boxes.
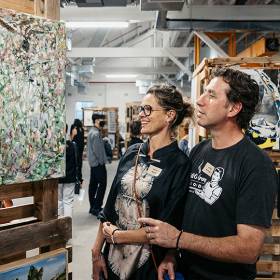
[59,140,77,184]
[71,125,84,153]
[128,136,143,147]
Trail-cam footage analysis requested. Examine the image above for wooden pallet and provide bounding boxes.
[257,150,280,279]
[256,209,280,279]
[0,179,72,276]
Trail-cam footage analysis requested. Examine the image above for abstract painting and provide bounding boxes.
[0,9,66,185]
[0,248,68,280]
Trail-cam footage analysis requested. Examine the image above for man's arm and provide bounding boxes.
[139,218,265,264]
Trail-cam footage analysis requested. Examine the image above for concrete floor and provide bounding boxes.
[72,160,118,280]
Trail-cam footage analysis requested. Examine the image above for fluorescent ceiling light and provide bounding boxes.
[106,74,138,78]
[66,21,129,28]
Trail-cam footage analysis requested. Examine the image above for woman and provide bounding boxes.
[91,85,194,280]
[58,124,77,218]
[70,119,84,184]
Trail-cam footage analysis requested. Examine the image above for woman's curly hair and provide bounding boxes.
[146,84,194,130]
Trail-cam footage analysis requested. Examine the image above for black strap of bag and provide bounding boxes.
[72,141,80,194]
[132,144,158,271]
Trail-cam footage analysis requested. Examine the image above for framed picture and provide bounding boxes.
[107,111,117,133]
[83,109,94,127]
[0,248,68,280]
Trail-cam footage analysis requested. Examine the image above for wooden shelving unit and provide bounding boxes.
[125,102,141,149]
[82,107,119,159]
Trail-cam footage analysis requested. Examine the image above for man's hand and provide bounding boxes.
[138,217,180,248]
[158,252,177,280]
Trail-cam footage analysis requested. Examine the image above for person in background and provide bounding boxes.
[103,137,113,164]
[87,114,107,216]
[128,120,143,147]
[91,84,194,280]
[178,123,190,156]
[70,119,84,185]
[140,67,278,280]
[58,124,78,218]
[118,132,125,157]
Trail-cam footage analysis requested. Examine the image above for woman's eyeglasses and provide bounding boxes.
[137,105,165,117]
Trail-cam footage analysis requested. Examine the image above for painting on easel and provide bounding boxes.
[0,249,68,280]
[0,8,66,185]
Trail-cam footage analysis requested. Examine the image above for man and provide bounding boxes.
[140,68,278,280]
[87,113,107,216]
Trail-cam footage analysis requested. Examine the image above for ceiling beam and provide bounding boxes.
[119,29,154,47]
[168,5,280,21]
[94,66,179,75]
[162,48,193,77]
[68,47,190,58]
[164,20,280,32]
[194,31,229,57]
[161,5,280,31]
[61,6,156,22]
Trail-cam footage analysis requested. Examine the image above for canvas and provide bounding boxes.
[0,9,66,185]
[242,69,280,149]
[0,248,68,280]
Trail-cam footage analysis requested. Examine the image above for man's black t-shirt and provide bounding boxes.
[181,137,278,280]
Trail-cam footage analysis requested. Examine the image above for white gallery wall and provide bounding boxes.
[65,82,142,135]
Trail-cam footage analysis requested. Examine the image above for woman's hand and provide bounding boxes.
[158,252,177,280]
[102,222,120,244]
[91,252,108,280]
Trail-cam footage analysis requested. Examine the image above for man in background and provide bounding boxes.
[87,113,107,216]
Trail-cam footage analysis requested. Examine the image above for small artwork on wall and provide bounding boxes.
[0,248,68,280]
[107,111,117,133]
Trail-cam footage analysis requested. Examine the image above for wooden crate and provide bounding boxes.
[256,209,280,279]
[0,179,72,276]
[0,0,60,20]
[256,152,280,279]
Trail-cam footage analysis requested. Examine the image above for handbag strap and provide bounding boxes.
[72,141,79,182]
[132,144,158,271]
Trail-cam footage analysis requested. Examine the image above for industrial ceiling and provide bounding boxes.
[61,0,280,92]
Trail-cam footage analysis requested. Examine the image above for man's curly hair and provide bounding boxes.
[211,67,260,130]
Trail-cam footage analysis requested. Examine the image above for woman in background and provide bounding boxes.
[128,120,143,147]
[70,119,84,184]
[58,124,77,217]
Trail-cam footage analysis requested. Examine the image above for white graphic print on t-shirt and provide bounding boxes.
[189,161,224,205]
